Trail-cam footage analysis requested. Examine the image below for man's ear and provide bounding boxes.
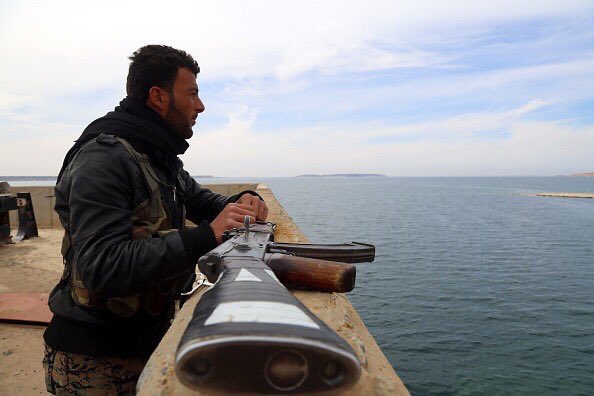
[146,86,170,117]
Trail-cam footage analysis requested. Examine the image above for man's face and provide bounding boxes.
[164,67,205,139]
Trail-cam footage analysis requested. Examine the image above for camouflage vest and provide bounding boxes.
[61,136,185,318]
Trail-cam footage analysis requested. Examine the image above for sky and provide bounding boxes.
[1,0,593,177]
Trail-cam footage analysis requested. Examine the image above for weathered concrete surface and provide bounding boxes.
[137,184,409,395]
[536,192,594,199]
[0,229,63,395]
[7,186,60,229]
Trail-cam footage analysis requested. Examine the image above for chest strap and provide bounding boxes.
[113,136,163,222]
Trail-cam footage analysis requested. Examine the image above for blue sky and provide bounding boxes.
[1,1,593,176]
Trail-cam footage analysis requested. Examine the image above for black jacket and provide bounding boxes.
[44,98,250,358]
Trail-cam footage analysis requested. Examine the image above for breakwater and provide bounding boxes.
[536,192,594,199]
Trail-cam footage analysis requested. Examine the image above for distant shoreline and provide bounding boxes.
[2,174,593,180]
[295,173,387,178]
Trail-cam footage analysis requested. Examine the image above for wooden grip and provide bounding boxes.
[264,253,356,293]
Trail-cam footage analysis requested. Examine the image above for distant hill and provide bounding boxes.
[571,172,594,177]
[191,175,214,178]
[296,173,387,178]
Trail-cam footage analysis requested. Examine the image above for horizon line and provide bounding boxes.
[2,174,593,179]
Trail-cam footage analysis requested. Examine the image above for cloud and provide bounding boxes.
[0,120,78,175]
[2,1,593,94]
[352,99,556,141]
[1,0,593,176]
[0,97,592,177]
[182,104,594,176]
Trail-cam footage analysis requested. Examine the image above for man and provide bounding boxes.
[43,45,268,394]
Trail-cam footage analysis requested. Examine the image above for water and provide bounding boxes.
[7,176,594,394]
[260,177,594,396]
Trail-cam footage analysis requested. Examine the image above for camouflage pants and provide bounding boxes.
[43,344,146,395]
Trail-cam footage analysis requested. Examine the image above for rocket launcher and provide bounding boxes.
[175,220,374,393]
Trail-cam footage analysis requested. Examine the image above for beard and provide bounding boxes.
[165,100,193,139]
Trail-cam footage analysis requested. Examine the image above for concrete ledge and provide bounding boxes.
[8,186,60,229]
[136,184,409,395]
[8,184,260,229]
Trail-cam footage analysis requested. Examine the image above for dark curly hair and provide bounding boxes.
[126,44,200,101]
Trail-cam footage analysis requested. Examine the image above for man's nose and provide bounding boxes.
[196,97,205,113]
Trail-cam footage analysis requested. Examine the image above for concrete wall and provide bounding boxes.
[8,186,59,229]
[8,184,259,229]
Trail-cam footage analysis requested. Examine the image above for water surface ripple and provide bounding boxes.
[262,177,594,396]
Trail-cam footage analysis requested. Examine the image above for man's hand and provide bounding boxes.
[209,194,268,244]
[237,193,268,221]
[210,203,257,244]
